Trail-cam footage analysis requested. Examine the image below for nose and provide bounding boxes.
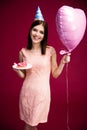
[35,31,39,36]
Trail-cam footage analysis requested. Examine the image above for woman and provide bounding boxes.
[13,19,70,130]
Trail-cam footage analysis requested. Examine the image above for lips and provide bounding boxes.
[33,36,40,41]
[32,36,41,43]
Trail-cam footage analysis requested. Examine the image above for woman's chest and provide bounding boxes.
[23,52,51,69]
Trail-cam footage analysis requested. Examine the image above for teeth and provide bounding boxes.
[35,38,39,40]
[34,36,39,40]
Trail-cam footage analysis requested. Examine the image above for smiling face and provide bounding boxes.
[30,24,44,45]
[27,20,48,54]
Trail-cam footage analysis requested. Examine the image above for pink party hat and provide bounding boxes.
[34,6,44,21]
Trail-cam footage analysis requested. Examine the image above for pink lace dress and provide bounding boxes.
[19,46,55,126]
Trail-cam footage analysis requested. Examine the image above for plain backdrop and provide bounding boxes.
[0,0,87,130]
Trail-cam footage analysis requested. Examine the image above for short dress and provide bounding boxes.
[19,46,55,126]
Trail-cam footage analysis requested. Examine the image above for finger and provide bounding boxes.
[67,53,71,56]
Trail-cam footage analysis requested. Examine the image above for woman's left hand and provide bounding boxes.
[61,53,71,64]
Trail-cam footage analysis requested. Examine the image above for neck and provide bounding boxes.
[32,44,41,50]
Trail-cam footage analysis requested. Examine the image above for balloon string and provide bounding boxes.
[66,63,70,130]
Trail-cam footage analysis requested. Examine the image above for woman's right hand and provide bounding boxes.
[12,63,25,78]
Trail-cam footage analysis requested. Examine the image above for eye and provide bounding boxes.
[40,31,44,34]
[32,28,37,32]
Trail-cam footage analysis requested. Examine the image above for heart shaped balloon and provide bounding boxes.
[56,5,86,53]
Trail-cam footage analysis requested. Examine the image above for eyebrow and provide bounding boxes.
[33,27,44,33]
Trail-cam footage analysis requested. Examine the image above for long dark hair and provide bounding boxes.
[27,20,48,55]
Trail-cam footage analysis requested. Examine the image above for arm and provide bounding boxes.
[14,49,26,78]
[51,49,70,78]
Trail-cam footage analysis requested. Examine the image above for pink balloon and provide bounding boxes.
[56,5,86,52]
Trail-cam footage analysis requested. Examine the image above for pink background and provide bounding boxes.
[0,0,87,130]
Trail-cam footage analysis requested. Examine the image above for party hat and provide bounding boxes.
[34,6,44,21]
